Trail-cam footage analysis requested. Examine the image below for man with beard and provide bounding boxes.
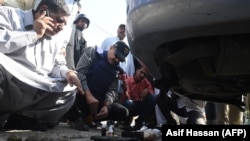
[65,13,90,70]
[120,64,156,131]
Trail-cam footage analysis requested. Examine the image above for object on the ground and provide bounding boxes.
[137,126,161,139]
[107,124,114,136]
[101,124,107,136]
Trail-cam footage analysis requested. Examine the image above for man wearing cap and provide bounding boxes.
[65,13,90,70]
[100,24,135,127]
[63,41,130,131]
[0,0,83,131]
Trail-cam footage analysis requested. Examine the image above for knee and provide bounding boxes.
[121,106,129,117]
[145,94,157,105]
[187,111,206,125]
[123,100,133,107]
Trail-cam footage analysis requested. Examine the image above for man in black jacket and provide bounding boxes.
[64,41,130,131]
[66,13,90,70]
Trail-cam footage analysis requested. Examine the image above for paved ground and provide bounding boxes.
[0,122,119,141]
[0,122,162,141]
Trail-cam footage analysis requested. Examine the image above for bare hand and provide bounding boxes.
[33,11,54,39]
[95,106,109,120]
[66,71,84,95]
[140,88,148,100]
[85,91,99,115]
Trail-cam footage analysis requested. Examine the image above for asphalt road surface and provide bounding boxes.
[0,122,117,141]
[0,122,162,141]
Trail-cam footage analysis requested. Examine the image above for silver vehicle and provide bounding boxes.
[126,0,250,109]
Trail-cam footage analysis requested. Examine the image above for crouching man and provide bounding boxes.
[63,41,130,131]
[0,0,83,131]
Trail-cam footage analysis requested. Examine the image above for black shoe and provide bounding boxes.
[91,121,103,129]
[107,120,115,126]
[46,122,58,129]
[4,114,48,131]
[132,122,143,131]
[121,119,133,131]
[86,121,101,129]
[114,121,123,127]
[121,125,133,131]
[68,117,89,131]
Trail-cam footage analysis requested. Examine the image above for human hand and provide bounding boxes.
[94,105,109,120]
[33,10,54,39]
[140,88,148,100]
[125,92,131,100]
[66,71,84,95]
[118,73,127,81]
[85,91,99,115]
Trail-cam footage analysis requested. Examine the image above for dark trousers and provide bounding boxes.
[64,92,129,122]
[0,65,76,126]
[157,94,187,125]
[157,93,205,125]
[205,102,216,124]
[122,94,156,126]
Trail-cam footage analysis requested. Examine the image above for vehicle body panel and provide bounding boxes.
[126,0,250,107]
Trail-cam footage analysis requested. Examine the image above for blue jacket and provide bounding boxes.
[76,46,119,103]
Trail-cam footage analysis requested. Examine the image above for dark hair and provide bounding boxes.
[35,0,70,15]
[73,14,90,28]
[119,24,125,28]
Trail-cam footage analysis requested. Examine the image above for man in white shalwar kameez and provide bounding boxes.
[0,0,83,131]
